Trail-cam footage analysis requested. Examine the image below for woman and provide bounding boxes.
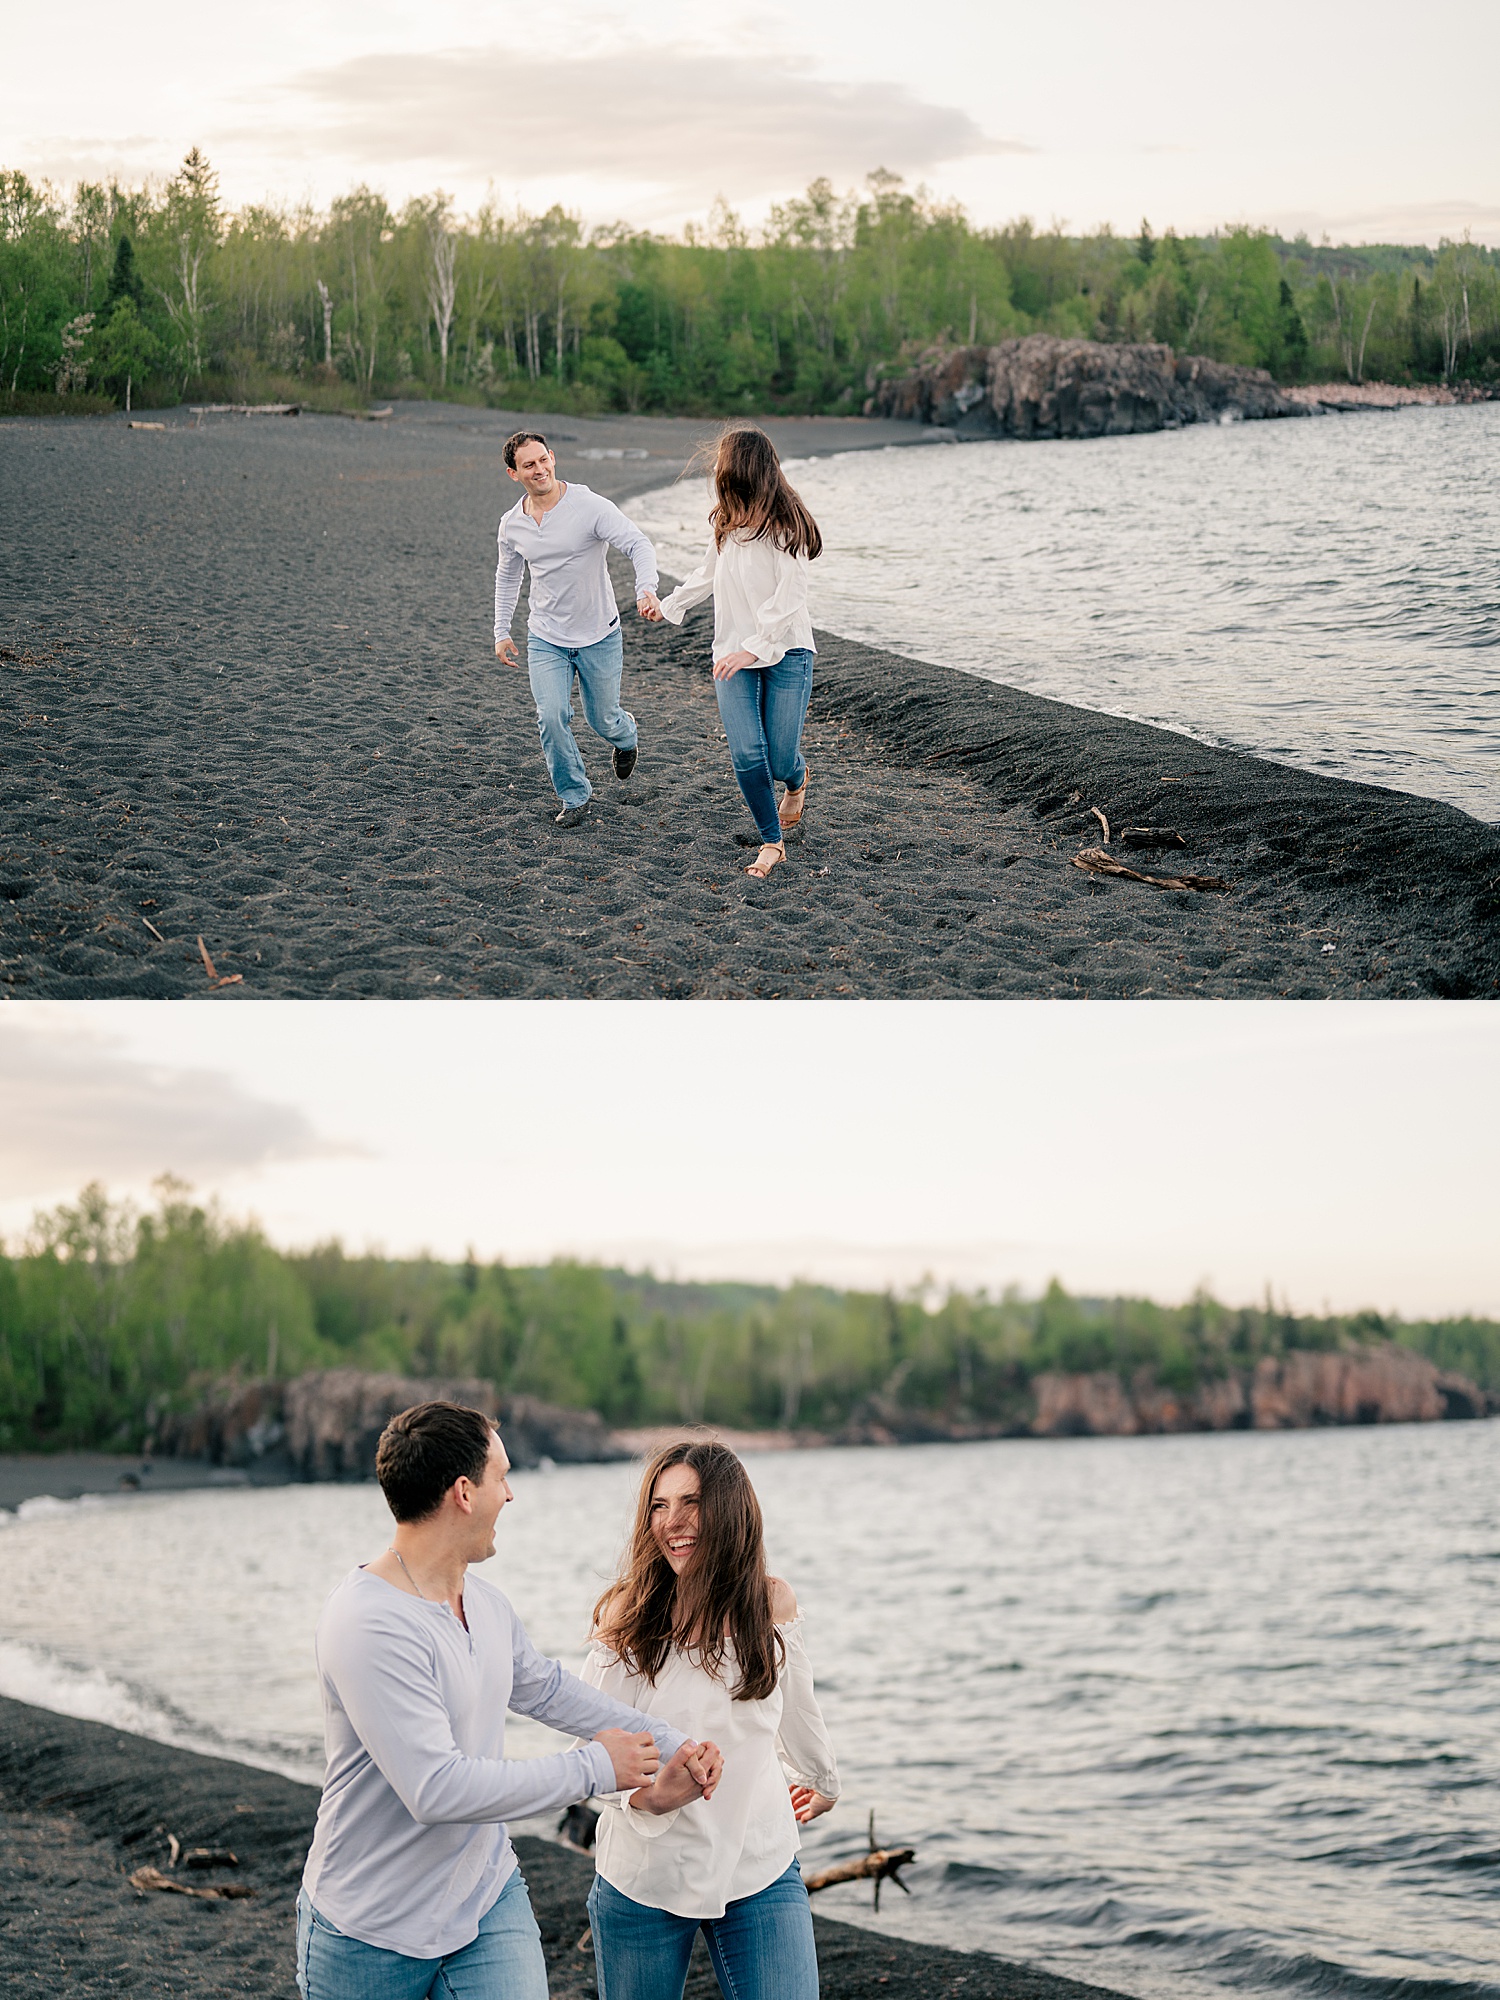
[650,429,822,880]
[579,1441,839,2000]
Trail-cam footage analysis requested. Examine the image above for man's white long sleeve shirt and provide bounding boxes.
[301,1569,688,1959]
[494,483,659,647]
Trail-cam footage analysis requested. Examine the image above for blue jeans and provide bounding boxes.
[526,627,636,808]
[714,649,814,845]
[587,1860,818,2000]
[295,1869,547,2000]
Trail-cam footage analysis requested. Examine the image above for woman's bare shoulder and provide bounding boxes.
[592,1587,626,1636]
[768,1576,799,1622]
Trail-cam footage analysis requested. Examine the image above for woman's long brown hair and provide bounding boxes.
[593,1441,784,1701]
[705,427,822,560]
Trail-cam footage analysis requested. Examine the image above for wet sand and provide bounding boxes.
[0,1696,1128,2000]
[2,401,1496,999]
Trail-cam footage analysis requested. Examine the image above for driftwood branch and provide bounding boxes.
[1072,847,1228,892]
[804,1811,916,1911]
[803,1848,916,1896]
[1119,827,1187,849]
[1090,805,1110,843]
[129,1865,254,1901]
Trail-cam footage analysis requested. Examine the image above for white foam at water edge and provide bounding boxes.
[11,1492,121,1522]
[0,1638,322,1786]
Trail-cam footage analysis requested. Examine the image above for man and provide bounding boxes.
[298,1401,721,1999]
[495,431,662,827]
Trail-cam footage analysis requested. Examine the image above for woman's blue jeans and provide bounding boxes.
[714,649,814,844]
[587,1860,818,2000]
[526,627,636,808]
[295,1869,547,2000]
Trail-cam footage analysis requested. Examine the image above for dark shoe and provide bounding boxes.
[554,802,591,828]
[612,743,638,781]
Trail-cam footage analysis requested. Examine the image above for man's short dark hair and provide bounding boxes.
[504,430,549,470]
[376,1402,496,1523]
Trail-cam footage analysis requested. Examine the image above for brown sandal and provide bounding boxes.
[779,770,809,831]
[745,840,785,879]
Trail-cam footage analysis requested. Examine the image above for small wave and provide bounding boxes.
[10,1491,123,1522]
[0,1638,322,1785]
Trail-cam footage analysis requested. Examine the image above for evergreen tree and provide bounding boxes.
[1273,277,1309,380]
[102,235,145,320]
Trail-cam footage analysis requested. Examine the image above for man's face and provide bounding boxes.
[463,1431,514,1561]
[509,441,557,497]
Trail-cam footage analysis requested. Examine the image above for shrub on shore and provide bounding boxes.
[0,1183,1493,1452]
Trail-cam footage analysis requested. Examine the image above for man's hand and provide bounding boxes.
[637,590,664,622]
[630,1739,723,1815]
[789,1785,837,1825]
[596,1729,660,1791]
[712,650,757,681]
[495,637,520,667]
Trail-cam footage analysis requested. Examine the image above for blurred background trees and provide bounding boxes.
[2,1183,1495,1451]
[3,153,1497,413]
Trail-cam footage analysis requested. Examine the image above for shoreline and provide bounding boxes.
[3,402,1497,998]
[0,1694,1131,2000]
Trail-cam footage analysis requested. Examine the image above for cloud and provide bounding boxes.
[279,43,1028,201]
[0,1019,354,1203]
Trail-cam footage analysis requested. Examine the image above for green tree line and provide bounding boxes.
[3,152,1497,417]
[2,1183,1495,1452]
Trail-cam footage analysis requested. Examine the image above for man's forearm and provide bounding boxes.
[516,1657,687,1763]
[494,548,524,639]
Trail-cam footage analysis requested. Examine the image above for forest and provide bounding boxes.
[3,151,1498,416]
[2,1182,1495,1452]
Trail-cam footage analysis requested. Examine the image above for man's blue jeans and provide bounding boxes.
[295,1869,547,2000]
[587,1859,818,2000]
[526,627,637,808]
[713,649,813,845]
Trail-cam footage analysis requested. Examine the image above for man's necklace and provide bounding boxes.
[389,1547,426,1599]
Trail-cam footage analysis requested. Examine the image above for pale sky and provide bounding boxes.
[6,0,1498,246]
[2,1001,1496,1320]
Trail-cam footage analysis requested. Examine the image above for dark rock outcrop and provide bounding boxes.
[148,1370,627,1480]
[866,336,1308,438]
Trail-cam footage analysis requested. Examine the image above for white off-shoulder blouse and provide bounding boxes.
[577,1616,840,1919]
[658,532,816,668]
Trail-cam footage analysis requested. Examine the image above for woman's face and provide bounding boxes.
[650,1463,702,1574]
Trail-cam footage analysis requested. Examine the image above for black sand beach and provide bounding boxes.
[0,1696,1129,2000]
[3,402,1496,999]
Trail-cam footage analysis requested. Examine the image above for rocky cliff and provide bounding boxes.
[866,335,1308,439]
[149,1369,627,1478]
[1030,1343,1490,1438]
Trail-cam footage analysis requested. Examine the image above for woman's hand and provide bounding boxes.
[637,591,664,622]
[631,1738,724,1814]
[789,1786,836,1824]
[712,650,757,680]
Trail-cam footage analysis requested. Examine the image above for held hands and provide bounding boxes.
[630,1738,724,1816]
[712,650,757,681]
[637,591,664,622]
[789,1785,836,1825]
[495,637,520,667]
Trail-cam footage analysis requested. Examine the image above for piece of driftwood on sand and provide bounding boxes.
[1071,847,1229,892]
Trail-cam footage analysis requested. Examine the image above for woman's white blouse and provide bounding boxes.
[658,534,816,667]
[578,1617,840,1919]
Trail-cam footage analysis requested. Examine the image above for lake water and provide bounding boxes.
[630,406,1500,823]
[2,1428,1497,2000]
